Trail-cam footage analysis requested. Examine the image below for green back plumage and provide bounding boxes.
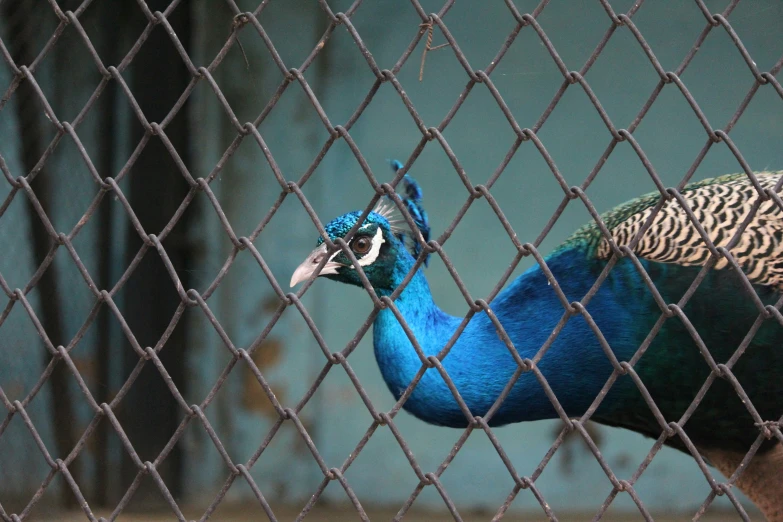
[559,188,667,255]
[560,172,757,253]
[545,171,783,454]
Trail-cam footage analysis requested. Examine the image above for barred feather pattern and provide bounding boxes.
[593,172,783,288]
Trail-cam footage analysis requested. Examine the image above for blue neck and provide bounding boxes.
[373,247,642,427]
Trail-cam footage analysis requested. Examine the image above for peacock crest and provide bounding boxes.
[373,160,432,266]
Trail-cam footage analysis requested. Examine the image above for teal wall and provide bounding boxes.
[2,0,782,516]
[0,3,131,504]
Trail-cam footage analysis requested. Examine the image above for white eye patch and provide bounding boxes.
[352,227,385,268]
[326,247,340,264]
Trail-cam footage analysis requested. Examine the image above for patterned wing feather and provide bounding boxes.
[564,171,783,288]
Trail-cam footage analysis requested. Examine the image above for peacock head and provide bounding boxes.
[290,160,431,292]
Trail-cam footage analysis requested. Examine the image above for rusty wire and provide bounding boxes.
[1,0,783,521]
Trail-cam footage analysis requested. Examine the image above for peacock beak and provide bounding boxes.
[290,243,342,287]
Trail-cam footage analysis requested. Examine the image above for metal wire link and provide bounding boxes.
[0,0,782,521]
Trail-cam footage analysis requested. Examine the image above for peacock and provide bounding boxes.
[290,162,783,519]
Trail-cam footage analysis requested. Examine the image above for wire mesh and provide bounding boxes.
[1,0,782,521]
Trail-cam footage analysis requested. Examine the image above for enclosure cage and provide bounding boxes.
[1,0,783,521]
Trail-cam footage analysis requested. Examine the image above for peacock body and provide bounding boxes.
[290,166,783,518]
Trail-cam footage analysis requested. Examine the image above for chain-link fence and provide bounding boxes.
[1,0,783,520]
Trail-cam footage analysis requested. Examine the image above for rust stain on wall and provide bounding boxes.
[72,356,96,382]
[4,381,24,402]
[262,295,282,314]
[553,421,604,476]
[242,338,285,418]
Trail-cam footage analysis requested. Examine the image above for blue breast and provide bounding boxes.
[372,247,648,427]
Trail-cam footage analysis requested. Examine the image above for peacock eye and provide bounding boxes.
[352,236,372,255]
